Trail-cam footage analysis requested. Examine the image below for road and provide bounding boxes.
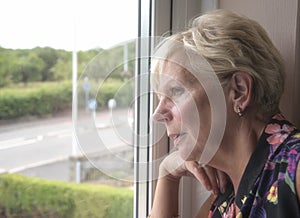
[0,109,133,178]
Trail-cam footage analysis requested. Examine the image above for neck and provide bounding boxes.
[209,112,266,194]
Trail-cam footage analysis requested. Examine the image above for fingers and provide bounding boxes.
[193,166,213,191]
[202,166,221,195]
[185,162,212,192]
[216,170,228,194]
[185,162,228,195]
[159,152,229,195]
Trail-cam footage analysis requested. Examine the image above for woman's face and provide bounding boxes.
[152,61,211,161]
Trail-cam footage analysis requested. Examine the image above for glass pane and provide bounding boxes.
[0,0,137,217]
[75,41,136,185]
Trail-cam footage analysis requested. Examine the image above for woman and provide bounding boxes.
[149,9,300,217]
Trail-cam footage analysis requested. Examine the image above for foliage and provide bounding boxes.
[83,43,135,81]
[0,79,133,120]
[35,47,58,81]
[0,44,136,119]
[0,53,11,87]
[77,78,134,109]
[0,174,133,218]
[0,81,72,119]
[13,50,46,83]
[0,43,135,87]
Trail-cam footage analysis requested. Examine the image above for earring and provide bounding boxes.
[237,107,243,117]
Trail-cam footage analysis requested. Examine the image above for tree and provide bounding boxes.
[0,43,136,86]
[51,58,72,81]
[11,50,45,84]
[0,47,12,87]
[35,47,58,81]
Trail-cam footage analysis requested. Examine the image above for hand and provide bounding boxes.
[159,150,228,195]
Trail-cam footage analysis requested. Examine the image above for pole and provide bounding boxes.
[72,16,80,184]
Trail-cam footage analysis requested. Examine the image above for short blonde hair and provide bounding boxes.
[152,9,285,117]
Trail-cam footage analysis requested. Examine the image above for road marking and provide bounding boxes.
[0,137,25,145]
[46,129,71,137]
[0,135,43,150]
[0,129,72,151]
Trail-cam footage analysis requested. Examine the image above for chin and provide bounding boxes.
[178,143,201,161]
[178,147,196,161]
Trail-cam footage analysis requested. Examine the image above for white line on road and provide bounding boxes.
[0,135,43,150]
[46,129,71,137]
[0,129,72,151]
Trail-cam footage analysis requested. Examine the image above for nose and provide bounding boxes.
[152,97,173,123]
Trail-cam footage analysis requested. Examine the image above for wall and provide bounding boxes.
[151,0,300,217]
[189,0,300,215]
[219,0,300,126]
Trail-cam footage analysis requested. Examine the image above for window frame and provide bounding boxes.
[134,0,219,217]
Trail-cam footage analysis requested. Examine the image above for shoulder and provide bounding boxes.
[282,131,300,201]
[293,132,300,202]
[296,161,300,203]
[269,121,300,160]
[280,131,300,174]
[282,130,300,161]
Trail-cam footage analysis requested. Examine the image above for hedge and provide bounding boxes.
[97,79,134,109]
[78,78,134,109]
[0,79,134,120]
[0,174,133,218]
[0,81,72,120]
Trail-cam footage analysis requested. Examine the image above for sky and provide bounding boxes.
[0,0,138,51]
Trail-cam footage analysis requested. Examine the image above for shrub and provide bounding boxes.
[0,79,133,120]
[78,78,134,110]
[0,174,133,218]
[0,81,72,119]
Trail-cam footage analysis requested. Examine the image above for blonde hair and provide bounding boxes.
[152,9,285,117]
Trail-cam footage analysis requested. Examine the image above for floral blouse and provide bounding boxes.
[209,114,300,217]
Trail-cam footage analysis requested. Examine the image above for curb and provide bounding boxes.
[8,156,69,174]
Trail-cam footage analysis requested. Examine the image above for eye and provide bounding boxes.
[170,86,184,97]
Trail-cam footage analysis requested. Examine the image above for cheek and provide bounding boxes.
[178,136,198,160]
[178,99,199,131]
[179,94,211,134]
[174,99,200,160]
[180,95,211,160]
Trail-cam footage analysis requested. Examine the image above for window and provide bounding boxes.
[0,0,137,217]
[135,0,219,217]
[0,0,220,217]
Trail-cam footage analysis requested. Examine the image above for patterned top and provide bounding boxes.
[209,114,300,217]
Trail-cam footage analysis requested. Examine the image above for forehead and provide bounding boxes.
[156,60,196,88]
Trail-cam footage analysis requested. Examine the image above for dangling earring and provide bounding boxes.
[237,107,243,117]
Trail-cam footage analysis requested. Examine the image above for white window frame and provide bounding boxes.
[134,1,218,217]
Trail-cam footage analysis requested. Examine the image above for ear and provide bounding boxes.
[229,71,253,114]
